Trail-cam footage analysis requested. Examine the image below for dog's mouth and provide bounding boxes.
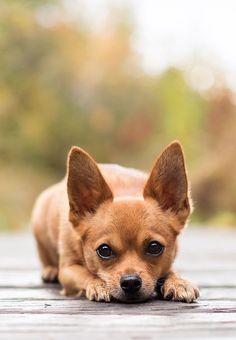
[122,296,148,303]
[111,290,153,303]
[107,277,158,303]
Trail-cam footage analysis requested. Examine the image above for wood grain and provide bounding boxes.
[0,227,236,339]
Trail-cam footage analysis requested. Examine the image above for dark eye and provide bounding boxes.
[96,244,114,259]
[146,241,164,256]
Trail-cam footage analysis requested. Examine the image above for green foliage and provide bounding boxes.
[0,1,236,230]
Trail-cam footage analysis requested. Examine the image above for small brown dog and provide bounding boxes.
[32,141,199,303]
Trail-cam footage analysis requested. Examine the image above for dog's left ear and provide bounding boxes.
[143,141,191,226]
[67,147,113,226]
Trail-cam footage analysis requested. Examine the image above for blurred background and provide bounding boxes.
[0,0,236,231]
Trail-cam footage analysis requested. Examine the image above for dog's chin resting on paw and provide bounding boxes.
[31,141,199,304]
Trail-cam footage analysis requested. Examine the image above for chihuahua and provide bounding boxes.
[32,141,199,303]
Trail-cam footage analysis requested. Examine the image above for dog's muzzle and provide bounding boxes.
[120,274,142,295]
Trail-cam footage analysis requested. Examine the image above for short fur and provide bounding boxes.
[32,141,199,303]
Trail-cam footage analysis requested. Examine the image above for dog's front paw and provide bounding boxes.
[162,276,199,303]
[42,266,58,283]
[86,278,111,302]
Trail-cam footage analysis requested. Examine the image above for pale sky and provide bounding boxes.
[46,0,236,91]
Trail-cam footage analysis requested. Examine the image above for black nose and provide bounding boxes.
[120,275,142,294]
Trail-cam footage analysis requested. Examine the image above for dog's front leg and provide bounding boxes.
[160,270,199,303]
[59,264,111,302]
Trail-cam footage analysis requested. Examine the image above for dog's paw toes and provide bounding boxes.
[86,279,111,302]
[162,278,199,303]
[42,266,58,283]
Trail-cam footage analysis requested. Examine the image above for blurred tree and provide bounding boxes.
[0,0,235,229]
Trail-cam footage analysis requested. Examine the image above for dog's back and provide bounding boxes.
[99,164,147,197]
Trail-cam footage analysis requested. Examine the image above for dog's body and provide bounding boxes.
[32,142,199,303]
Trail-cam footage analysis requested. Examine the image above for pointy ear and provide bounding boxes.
[67,147,113,226]
[143,141,191,226]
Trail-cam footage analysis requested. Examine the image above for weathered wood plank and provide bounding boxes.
[1,287,235,301]
[0,270,42,288]
[0,314,236,339]
[0,298,236,315]
[0,233,39,270]
[1,228,236,339]
[0,287,62,300]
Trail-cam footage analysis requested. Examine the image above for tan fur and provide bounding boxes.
[31,141,199,303]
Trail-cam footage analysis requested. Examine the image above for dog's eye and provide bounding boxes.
[146,241,164,256]
[96,244,114,259]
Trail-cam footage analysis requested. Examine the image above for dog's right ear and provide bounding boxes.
[143,141,191,226]
[67,147,113,226]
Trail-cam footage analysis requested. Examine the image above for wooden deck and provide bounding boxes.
[0,227,236,339]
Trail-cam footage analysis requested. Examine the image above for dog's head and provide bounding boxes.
[67,142,191,302]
